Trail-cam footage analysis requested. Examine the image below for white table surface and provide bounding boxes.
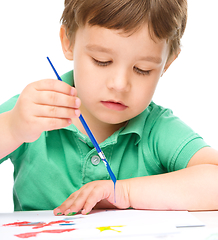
[192,211,218,229]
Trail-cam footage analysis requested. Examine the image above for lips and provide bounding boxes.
[101,101,128,111]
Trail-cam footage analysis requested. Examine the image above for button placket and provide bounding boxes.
[82,142,115,184]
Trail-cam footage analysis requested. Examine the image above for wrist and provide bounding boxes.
[117,179,132,208]
[0,111,23,159]
[7,110,24,145]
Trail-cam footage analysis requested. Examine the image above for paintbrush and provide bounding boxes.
[46,57,117,194]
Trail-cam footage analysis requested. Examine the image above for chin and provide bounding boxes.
[97,113,131,125]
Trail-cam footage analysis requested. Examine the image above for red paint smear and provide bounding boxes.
[33,220,73,229]
[3,222,43,227]
[3,220,74,229]
[14,228,76,239]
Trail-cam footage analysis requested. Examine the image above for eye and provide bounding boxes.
[92,58,112,67]
[134,66,151,76]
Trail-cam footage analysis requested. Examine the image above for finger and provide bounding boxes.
[81,186,108,215]
[65,184,108,216]
[35,79,77,96]
[54,191,81,216]
[61,184,98,216]
[36,117,73,132]
[64,191,94,216]
[34,91,81,109]
[34,105,80,119]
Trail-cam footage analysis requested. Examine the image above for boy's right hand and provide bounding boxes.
[9,79,81,144]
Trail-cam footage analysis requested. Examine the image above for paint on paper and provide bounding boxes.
[14,229,76,239]
[96,225,125,233]
[3,220,74,229]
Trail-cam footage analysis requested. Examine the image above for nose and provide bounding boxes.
[107,68,131,92]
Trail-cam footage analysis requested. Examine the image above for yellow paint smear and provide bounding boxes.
[96,225,125,233]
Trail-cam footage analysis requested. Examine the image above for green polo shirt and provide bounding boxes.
[0,70,208,211]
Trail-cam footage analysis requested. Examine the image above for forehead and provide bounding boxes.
[74,24,170,62]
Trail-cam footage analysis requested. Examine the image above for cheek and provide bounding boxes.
[132,78,159,109]
[73,57,92,95]
[74,54,100,88]
[73,68,100,105]
[74,62,107,100]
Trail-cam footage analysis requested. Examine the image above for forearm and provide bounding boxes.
[128,164,218,211]
[54,162,218,216]
[0,111,22,159]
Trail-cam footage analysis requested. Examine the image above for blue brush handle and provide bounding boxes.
[47,57,62,81]
[79,115,102,153]
[47,57,116,185]
[79,115,117,184]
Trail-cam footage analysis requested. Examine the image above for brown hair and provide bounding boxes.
[61,0,187,57]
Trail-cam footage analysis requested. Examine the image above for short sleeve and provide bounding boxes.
[0,95,21,163]
[0,95,19,114]
[148,106,209,172]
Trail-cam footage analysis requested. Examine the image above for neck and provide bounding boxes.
[72,112,126,144]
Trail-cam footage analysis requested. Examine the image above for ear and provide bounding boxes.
[161,49,181,76]
[60,25,74,60]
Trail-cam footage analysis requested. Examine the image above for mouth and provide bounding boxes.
[101,100,128,111]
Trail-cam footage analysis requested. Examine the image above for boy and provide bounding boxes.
[1,0,218,216]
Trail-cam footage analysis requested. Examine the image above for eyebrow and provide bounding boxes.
[86,44,114,54]
[86,44,162,64]
[139,56,162,64]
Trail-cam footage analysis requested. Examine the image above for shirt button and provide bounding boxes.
[91,155,101,166]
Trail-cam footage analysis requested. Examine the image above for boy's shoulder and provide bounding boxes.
[127,100,196,146]
[143,101,186,135]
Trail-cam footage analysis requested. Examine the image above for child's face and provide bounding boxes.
[62,24,173,126]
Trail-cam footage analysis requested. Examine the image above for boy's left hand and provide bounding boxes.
[53,180,130,215]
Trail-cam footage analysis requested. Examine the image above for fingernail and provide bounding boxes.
[75,98,81,108]
[75,109,80,117]
[65,209,77,216]
[55,208,62,216]
[81,209,89,215]
[67,212,77,216]
[71,88,76,96]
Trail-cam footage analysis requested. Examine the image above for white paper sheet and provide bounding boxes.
[0,209,204,240]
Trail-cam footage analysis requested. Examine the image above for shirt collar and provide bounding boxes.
[119,106,150,145]
[61,70,151,144]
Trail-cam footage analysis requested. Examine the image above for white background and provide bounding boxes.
[0,1,217,212]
